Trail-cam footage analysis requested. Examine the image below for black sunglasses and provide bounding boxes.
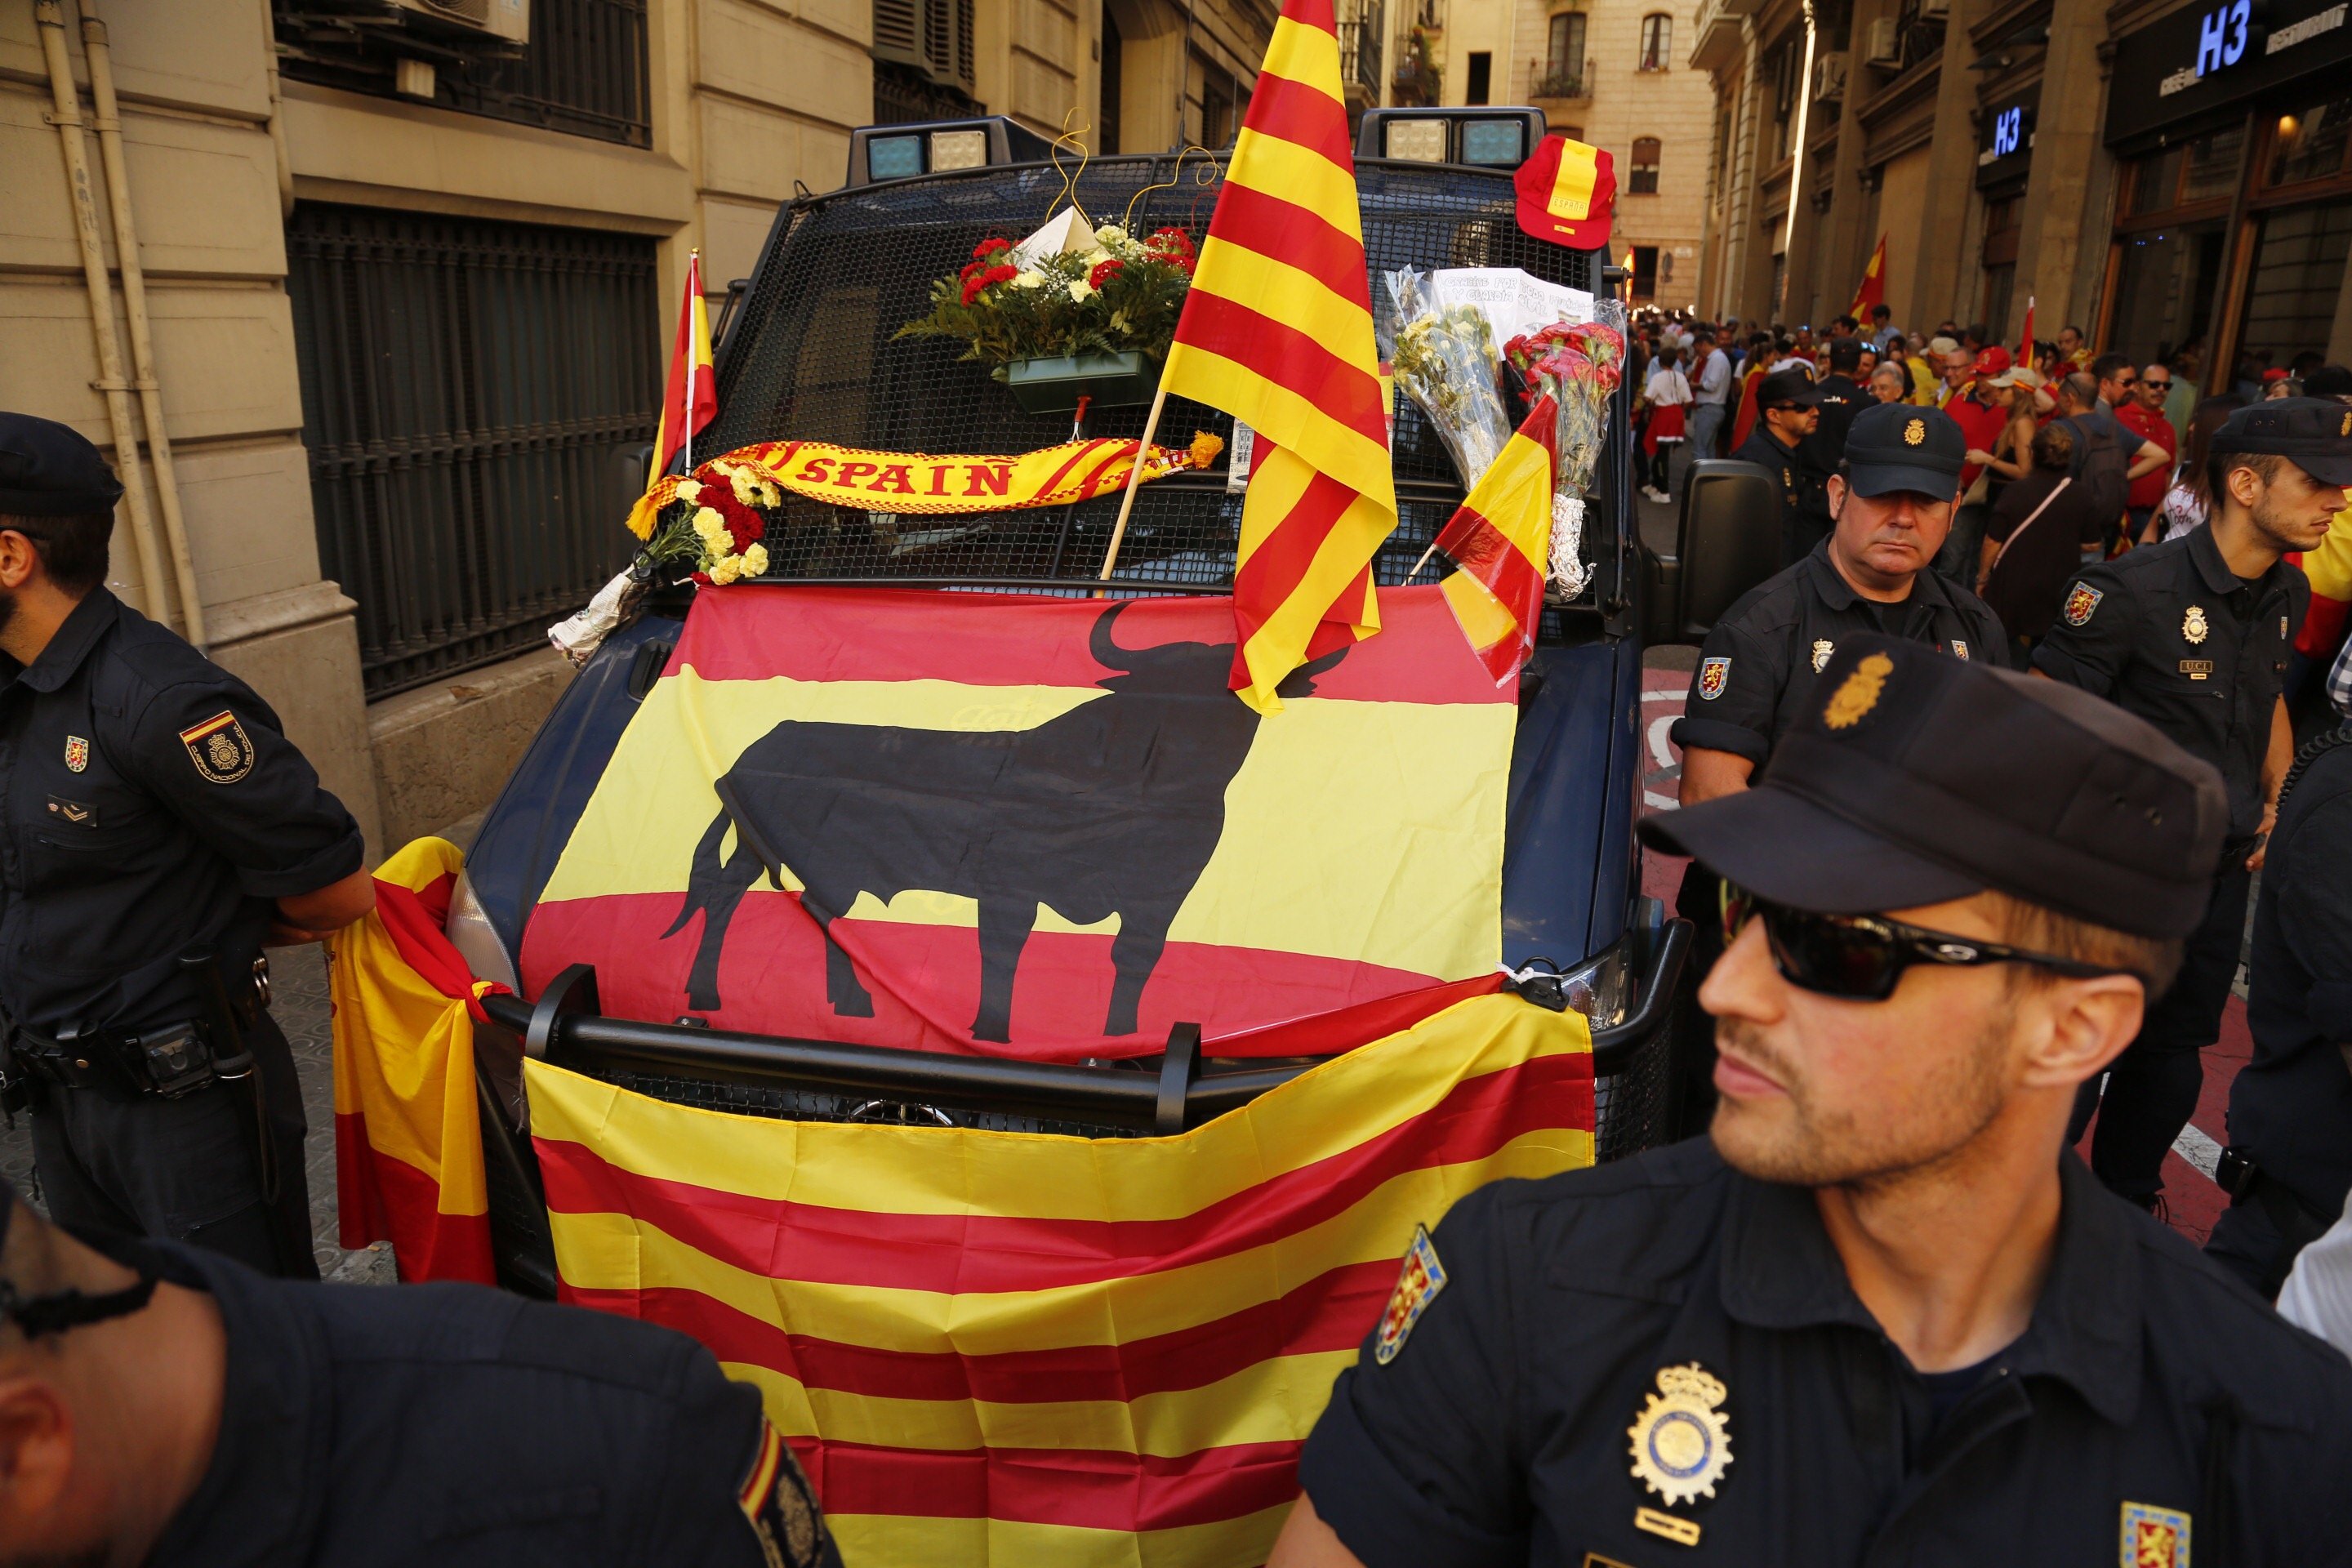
[1719,883,2133,1001]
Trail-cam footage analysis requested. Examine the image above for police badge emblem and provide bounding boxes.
[2183,605,2208,645]
[1950,639,1970,661]
[2119,1501,2190,1567]
[1822,652,1893,730]
[1810,639,1834,673]
[179,710,254,785]
[1903,417,1926,447]
[1372,1226,1447,1365]
[63,735,87,773]
[2063,583,2103,626]
[1627,1363,1733,1507]
[1698,657,1731,700]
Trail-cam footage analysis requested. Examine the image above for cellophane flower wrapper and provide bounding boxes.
[1384,269,1513,488]
[1504,312,1625,597]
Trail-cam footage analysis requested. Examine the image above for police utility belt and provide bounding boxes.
[0,955,268,1104]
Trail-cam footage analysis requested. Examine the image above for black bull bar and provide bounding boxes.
[470,922,1688,1298]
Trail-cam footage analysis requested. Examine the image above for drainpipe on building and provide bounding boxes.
[33,0,173,628]
[259,0,296,219]
[80,2,207,650]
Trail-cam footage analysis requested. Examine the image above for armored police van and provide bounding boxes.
[442,111,1771,1294]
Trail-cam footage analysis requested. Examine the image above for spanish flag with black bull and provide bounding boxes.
[519,582,1514,1061]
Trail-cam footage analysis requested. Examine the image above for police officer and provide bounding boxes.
[2207,725,2352,1295]
[1797,336,1868,563]
[1270,637,2352,1568]
[1728,367,1819,566]
[0,1178,844,1566]
[0,413,372,1279]
[2035,398,2350,1213]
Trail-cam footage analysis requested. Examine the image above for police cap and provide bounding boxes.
[1756,368,1822,410]
[1841,400,1966,499]
[0,412,124,517]
[1640,634,2227,938]
[2210,396,2352,487]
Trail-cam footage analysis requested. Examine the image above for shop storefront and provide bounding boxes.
[2103,0,2352,392]
[1976,88,2037,337]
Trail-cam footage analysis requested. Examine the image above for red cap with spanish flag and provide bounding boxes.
[1513,135,1616,250]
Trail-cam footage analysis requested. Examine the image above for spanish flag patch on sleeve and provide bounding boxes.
[737,1418,835,1568]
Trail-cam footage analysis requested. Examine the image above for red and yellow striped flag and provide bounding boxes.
[627,249,719,541]
[328,836,509,1283]
[1161,0,1396,712]
[528,989,1593,1566]
[1435,394,1558,685]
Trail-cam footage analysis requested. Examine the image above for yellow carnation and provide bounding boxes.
[741,542,769,577]
[675,479,703,503]
[693,506,726,540]
[708,555,742,586]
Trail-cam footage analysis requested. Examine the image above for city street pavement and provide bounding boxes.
[1633,466,2246,1244]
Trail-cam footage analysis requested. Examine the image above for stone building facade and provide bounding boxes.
[1691,0,2352,381]
[1,0,1273,860]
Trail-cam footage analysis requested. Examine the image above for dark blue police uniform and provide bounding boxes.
[1299,1142,2352,1566]
[107,1235,844,1567]
[0,587,363,1276]
[2209,730,2352,1293]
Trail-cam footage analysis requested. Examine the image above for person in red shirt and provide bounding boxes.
[1931,347,2013,583]
[2118,362,2180,540]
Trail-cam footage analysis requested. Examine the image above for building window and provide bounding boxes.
[2269,96,2352,187]
[1639,12,1672,70]
[274,0,653,148]
[1100,2,1124,154]
[285,204,658,697]
[1537,12,1588,97]
[1629,136,1661,194]
[1466,51,1492,105]
[1632,245,1659,301]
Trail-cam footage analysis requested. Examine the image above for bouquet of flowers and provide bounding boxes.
[896,225,1198,378]
[1503,314,1626,598]
[1385,269,1514,487]
[639,457,776,586]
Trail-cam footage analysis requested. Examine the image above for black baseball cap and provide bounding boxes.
[0,1178,160,1339]
[1842,401,1966,499]
[0,412,123,516]
[1640,635,2227,938]
[2211,396,2352,487]
[1757,368,1822,410]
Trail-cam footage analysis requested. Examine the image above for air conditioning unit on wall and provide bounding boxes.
[1812,50,1848,103]
[390,0,528,46]
[1864,17,1901,67]
[1916,0,1950,21]
[875,0,978,91]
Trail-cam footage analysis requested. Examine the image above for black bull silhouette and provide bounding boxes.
[661,606,1348,1042]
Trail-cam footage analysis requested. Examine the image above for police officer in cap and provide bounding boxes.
[0,1177,844,1565]
[2035,397,2350,1215]
[1271,636,2352,1568]
[1729,366,1820,566]
[1670,401,2006,1117]
[0,413,372,1279]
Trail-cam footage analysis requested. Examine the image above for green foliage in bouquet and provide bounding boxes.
[896,226,1198,381]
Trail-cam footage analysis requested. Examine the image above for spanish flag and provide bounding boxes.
[1435,394,1559,685]
[528,987,1594,1566]
[627,248,718,541]
[328,836,508,1283]
[1849,233,1886,318]
[1160,0,1396,712]
[520,584,1512,1061]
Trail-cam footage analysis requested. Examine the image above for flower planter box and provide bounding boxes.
[1004,350,1159,415]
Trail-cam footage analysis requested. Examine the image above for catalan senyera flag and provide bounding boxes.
[528,987,1595,1566]
[1848,233,1886,318]
[328,836,510,1283]
[1160,0,1396,713]
[626,249,719,541]
[521,583,1512,1062]
[1435,394,1559,686]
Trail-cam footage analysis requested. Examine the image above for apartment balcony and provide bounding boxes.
[1690,0,1755,72]
[1527,56,1593,105]
[1337,1,1385,107]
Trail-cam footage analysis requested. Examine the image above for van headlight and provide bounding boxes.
[1558,940,1634,1029]
[444,868,519,993]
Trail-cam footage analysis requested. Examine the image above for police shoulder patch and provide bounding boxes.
[1949,639,1970,662]
[1698,656,1732,700]
[2119,1501,2190,1568]
[179,710,253,785]
[737,1418,828,1568]
[2063,582,2104,627]
[1373,1224,1447,1365]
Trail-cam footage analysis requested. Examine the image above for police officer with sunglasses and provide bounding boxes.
[1271,635,2352,1568]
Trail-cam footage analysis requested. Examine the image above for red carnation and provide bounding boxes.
[1147,227,1195,257]
[690,570,713,586]
[972,237,1012,260]
[1089,257,1125,288]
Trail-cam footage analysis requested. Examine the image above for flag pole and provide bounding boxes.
[1097,382,1169,584]
[683,249,700,474]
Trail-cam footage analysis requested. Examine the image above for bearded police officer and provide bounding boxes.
[0,414,372,1279]
[2036,399,2349,1215]
[0,1178,844,1566]
[1270,636,2352,1568]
